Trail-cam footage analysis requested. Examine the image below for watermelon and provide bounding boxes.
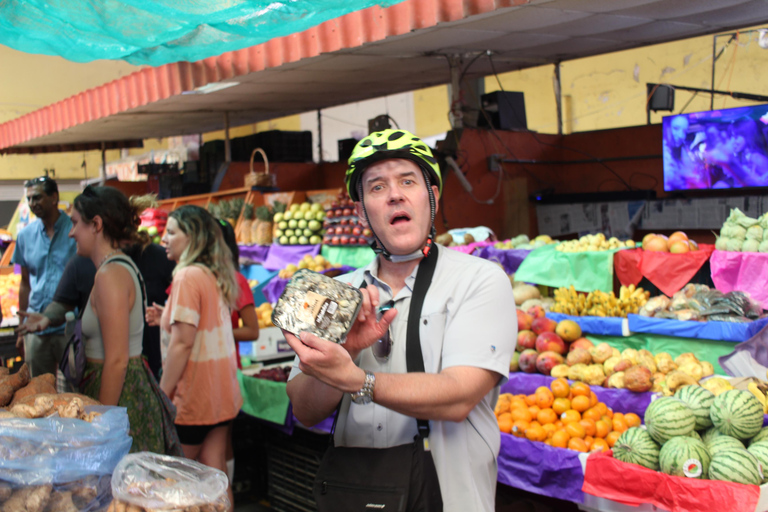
[701,426,727,445]
[749,426,768,446]
[711,390,764,441]
[674,385,715,430]
[709,448,762,485]
[747,440,768,482]
[613,427,660,470]
[659,436,711,479]
[686,430,702,442]
[645,397,696,444]
[706,435,745,456]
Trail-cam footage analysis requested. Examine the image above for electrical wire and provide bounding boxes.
[487,53,634,191]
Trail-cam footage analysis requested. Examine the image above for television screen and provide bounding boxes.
[662,103,768,191]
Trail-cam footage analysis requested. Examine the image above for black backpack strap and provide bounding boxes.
[406,245,439,439]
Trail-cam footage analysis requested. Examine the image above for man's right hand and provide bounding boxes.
[16,311,50,336]
[146,302,165,327]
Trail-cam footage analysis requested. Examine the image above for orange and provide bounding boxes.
[584,436,594,450]
[591,438,610,452]
[542,423,557,437]
[571,382,591,397]
[537,408,558,425]
[594,419,610,439]
[551,429,570,449]
[524,394,537,406]
[579,418,597,437]
[528,405,541,418]
[535,388,555,409]
[568,437,588,452]
[552,398,571,416]
[593,402,607,416]
[529,421,542,429]
[544,439,553,446]
[605,408,614,419]
[525,424,547,442]
[497,393,512,404]
[510,408,533,423]
[511,420,530,437]
[605,431,621,447]
[612,415,629,433]
[589,391,598,408]
[571,395,591,413]
[555,420,564,429]
[624,412,641,428]
[565,422,586,439]
[582,407,602,422]
[550,378,570,398]
[509,397,527,411]
[497,413,513,434]
[494,400,511,416]
[561,410,581,424]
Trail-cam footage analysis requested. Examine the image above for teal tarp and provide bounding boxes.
[0,1,404,65]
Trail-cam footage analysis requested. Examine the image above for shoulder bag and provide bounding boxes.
[312,246,443,512]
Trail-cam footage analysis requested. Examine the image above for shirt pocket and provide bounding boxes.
[418,310,447,373]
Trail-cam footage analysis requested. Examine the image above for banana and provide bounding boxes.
[748,382,767,413]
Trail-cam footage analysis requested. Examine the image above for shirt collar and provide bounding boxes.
[35,210,68,234]
[362,256,419,295]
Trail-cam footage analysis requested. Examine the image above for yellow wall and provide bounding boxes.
[0,44,142,180]
[202,115,303,143]
[413,85,451,138]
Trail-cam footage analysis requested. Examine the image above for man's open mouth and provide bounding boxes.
[390,213,411,225]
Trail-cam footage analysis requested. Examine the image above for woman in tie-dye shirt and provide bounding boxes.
[156,205,242,510]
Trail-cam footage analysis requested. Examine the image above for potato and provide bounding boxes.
[567,363,588,382]
[603,356,621,377]
[550,364,571,379]
[606,371,625,389]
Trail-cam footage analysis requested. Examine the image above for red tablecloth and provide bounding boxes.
[614,244,715,297]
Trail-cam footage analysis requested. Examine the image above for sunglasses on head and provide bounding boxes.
[24,176,51,187]
[372,300,395,361]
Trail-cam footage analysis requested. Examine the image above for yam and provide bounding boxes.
[11,393,100,409]
[43,493,77,512]
[0,364,30,407]
[10,374,56,407]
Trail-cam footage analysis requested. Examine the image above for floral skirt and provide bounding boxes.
[82,358,165,454]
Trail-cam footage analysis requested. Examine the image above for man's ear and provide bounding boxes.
[354,202,369,229]
[432,185,440,214]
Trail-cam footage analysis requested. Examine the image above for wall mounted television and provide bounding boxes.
[663,103,768,191]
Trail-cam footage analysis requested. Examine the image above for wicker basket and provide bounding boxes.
[245,147,275,188]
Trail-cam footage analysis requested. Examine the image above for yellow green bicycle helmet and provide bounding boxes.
[345,129,442,202]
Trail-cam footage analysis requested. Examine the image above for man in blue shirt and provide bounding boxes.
[12,176,77,376]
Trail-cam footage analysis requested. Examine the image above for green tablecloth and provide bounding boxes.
[237,370,290,424]
[321,245,375,269]
[514,245,622,293]
[584,334,733,375]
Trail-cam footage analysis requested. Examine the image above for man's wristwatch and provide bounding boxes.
[350,370,375,405]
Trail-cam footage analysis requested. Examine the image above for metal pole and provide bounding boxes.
[100,142,107,185]
[317,109,323,163]
[554,62,563,135]
[711,35,717,111]
[449,55,463,130]
[224,112,231,163]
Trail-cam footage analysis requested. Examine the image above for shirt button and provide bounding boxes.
[423,319,428,325]
[377,424,383,431]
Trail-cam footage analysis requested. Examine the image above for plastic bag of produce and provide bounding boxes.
[0,405,131,512]
[638,295,670,317]
[111,453,229,512]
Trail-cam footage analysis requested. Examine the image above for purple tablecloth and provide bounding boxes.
[238,244,271,265]
[263,244,321,270]
[502,372,654,415]
[263,265,357,303]
[475,247,532,275]
[498,434,586,503]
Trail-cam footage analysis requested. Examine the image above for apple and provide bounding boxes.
[310,235,322,245]
[531,317,557,335]
[509,352,520,372]
[335,209,344,218]
[518,349,539,373]
[331,201,339,209]
[342,208,352,216]
[323,236,331,245]
[298,219,308,230]
[290,204,300,213]
[517,309,533,332]
[569,338,594,352]
[300,203,310,212]
[335,226,344,235]
[308,220,321,231]
[340,218,349,226]
[147,226,159,237]
[535,332,566,354]
[527,305,546,319]
[347,237,358,245]
[279,236,289,245]
[275,229,284,238]
[298,236,309,245]
[343,226,352,235]
[536,351,565,376]
[288,236,298,245]
[138,226,148,233]
[285,229,295,237]
[152,236,161,244]
[315,211,325,221]
[304,211,314,221]
[362,228,373,237]
[288,219,298,229]
[278,221,288,230]
[311,203,322,212]
[516,330,537,351]
[352,226,362,236]
[340,237,350,245]
[331,236,341,245]
[283,211,293,221]
[326,210,336,219]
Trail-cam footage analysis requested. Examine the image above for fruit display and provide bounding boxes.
[276,254,340,279]
[138,208,167,244]
[255,302,274,329]
[611,387,768,484]
[494,234,557,250]
[0,272,21,320]
[550,284,649,317]
[494,378,641,453]
[208,198,244,228]
[641,231,700,253]
[715,208,768,253]
[555,233,635,252]
[248,202,286,245]
[275,202,325,245]
[639,284,764,322]
[322,191,373,247]
[251,364,292,382]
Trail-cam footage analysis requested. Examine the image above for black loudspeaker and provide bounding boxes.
[338,138,358,162]
[478,91,527,130]
[648,84,675,111]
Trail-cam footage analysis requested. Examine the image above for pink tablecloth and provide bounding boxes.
[710,250,768,310]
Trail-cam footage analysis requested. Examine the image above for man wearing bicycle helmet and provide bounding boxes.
[286,129,516,512]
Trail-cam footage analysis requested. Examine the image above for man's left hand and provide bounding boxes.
[284,331,364,393]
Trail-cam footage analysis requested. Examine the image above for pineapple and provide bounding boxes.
[239,203,254,244]
[252,205,274,245]
[207,201,222,220]
[229,198,245,226]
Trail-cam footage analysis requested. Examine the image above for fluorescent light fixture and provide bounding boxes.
[183,82,240,95]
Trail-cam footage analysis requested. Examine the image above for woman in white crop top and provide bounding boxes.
[69,185,167,454]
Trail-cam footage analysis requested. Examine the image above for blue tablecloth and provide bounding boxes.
[545,313,625,337]
[627,314,768,343]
